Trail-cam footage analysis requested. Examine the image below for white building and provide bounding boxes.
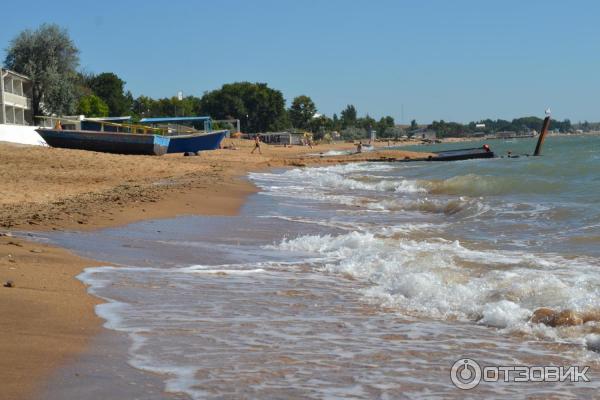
[0,69,46,145]
[1,68,33,125]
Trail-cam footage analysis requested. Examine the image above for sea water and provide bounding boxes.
[44,135,600,399]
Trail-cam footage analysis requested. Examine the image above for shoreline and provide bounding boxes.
[0,138,430,399]
[0,235,103,400]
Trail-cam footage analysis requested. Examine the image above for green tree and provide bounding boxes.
[132,95,156,119]
[289,95,317,130]
[410,119,418,130]
[340,126,367,140]
[308,114,332,139]
[200,82,286,132]
[332,113,341,131]
[77,94,109,117]
[4,23,80,116]
[358,114,376,131]
[376,116,395,136]
[87,72,132,116]
[340,104,357,128]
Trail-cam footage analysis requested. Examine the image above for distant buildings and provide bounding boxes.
[0,68,33,125]
[410,128,437,140]
[259,132,305,145]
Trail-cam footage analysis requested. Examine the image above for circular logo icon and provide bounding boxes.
[450,358,482,390]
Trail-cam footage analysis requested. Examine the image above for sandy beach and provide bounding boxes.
[0,139,429,400]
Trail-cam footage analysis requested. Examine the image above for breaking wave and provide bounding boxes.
[271,231,600,350]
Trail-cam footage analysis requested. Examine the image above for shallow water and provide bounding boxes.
[42,136,600,399]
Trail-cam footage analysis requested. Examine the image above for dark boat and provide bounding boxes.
[36,129,171,155]
[429,147,494,161]
[36,116,228,155]
[366,145,495,163]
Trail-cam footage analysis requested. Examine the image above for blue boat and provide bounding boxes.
[166,130,227,153]
[36,116,228,155]
[138,116,226,154]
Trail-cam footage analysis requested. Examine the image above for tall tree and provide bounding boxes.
[200,82,286,132]
[87,72,132,116]
[288,95,317,130]
[332,113,341,130]
[340,104,357,128]
[4,23,79,116]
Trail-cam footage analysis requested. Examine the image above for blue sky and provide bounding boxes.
[1,0,598,123]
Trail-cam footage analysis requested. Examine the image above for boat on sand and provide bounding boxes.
[36,116,227,156]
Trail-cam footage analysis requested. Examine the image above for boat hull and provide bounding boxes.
[430,147,495,161]
[36,129,169,155]
[166,130,227,153]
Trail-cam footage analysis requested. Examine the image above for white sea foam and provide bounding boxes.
[269,230,600,344]
[309,149,349,156]
[250,164,424,196]
[585,334,600,353]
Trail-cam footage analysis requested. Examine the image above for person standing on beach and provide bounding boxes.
[251,134,262,154]
[356,141,363,153]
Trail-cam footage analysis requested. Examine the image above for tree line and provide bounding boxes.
[2,23,397,138]
[2,23,579,138]
[429,117,573,137]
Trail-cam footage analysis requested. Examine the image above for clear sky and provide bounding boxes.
[1,0,598,123]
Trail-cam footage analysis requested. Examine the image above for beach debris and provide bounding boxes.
[3,280,14,288]
[530,307,591,327]
[530,307,556,325]
[0,232,12,237]
[30,248,43,253]
[6,241,23,247]
[555,310,584,326]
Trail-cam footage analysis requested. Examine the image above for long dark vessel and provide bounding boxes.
[36,116,227,156]
[428,146,494,161]
[36,129,171,155]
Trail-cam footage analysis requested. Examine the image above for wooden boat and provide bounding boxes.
[36,129,172,155]
[166,130,226,153]
[367,145,495,163]
[139,116,226,154]
[429,147,494,161]
[35,116,228,155]
[36,128,228,156]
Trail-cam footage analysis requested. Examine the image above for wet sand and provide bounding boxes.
[0,235,102,400]
[0,138,429,399]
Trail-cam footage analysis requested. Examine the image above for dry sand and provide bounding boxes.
[0,138,431,399]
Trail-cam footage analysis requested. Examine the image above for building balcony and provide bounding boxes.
[2,91,32,110]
